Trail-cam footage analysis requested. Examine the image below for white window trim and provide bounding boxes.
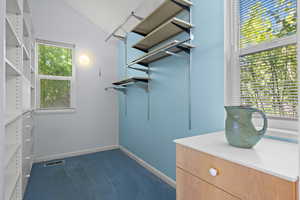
[35,39,76,112]
[224,0,299,139]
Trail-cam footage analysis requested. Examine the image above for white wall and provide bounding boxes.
[0,0,5,198]
[30,0,119,160]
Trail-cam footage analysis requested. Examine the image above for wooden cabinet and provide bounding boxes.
[177,168,240,200]
[176,144,297,200]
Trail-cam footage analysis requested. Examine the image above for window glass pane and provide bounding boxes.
[240,44,297,119]
[240,0,296,48]
[40,79,71,109]
[38,44,72,76]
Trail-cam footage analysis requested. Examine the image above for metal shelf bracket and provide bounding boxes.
[170,0,191,11]
[172,22,191,33]
[105,86,127,95]
[128,66,149,74]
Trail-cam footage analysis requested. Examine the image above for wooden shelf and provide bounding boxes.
[128,40,194,67]
[5,58,21,76]
[113,77,150,86]
[6,17,21,47]
[6,0,22,14]
[132,0,192,36]
[132,18,192,52]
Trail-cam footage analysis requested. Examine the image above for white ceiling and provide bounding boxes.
[63,0,164,37]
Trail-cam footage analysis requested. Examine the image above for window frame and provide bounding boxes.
[224,0,299,139]
[35,39,76,112]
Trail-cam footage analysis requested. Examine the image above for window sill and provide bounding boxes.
[35,108,76,115]
[265,128,298,144]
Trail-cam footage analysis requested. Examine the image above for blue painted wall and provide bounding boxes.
[118,0,224,180]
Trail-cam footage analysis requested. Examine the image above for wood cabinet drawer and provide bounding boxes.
[176,144,297,200]
[177,144,248,199]
[177,167,240,200]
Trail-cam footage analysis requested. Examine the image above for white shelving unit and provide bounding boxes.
[2,0,35,199]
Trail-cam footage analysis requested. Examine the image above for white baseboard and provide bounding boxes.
[34,145,119,163]
[119,145,176,188]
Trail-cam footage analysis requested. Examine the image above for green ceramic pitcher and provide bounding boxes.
[224,106,268,148]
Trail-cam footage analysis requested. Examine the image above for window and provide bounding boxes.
[36,40,76,111]
[225,0,298,134]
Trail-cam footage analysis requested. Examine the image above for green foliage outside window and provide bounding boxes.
[240,0,297,118]
[38,44,73,109]
[38,44,72,76]
[40,79,71,109]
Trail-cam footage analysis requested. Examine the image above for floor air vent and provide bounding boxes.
[44,160,65,167]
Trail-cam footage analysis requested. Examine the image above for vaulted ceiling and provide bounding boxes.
[63,0,163,36]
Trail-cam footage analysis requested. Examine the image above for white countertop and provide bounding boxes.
[174,131,299,182]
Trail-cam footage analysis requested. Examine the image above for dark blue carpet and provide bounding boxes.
[24,149,176,200]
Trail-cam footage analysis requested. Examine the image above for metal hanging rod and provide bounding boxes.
[105,11,144,42]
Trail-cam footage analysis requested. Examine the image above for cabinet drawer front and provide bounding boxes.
[177,144,248,199]
[177,168,240,200]
[176,144,297,200]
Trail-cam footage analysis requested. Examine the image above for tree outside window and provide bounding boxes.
[37,41,75,110]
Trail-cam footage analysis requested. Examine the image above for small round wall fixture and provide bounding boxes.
[79,54,90,66]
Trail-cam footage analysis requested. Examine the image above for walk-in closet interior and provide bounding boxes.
[0,0,299,200]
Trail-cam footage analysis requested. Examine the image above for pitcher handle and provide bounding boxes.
[251,109,268,136]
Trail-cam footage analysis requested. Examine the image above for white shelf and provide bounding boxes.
[23,17,30,37]
[5,172,21,200]
[5,112,22,126]
[23,0,31,13]
[23,46,30,60]
[6,0,22,14]
[30,66,35,73]
[5,58,21,76]
[5,143,21,167]
[6,17,21,47]
[5,0,35,198]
